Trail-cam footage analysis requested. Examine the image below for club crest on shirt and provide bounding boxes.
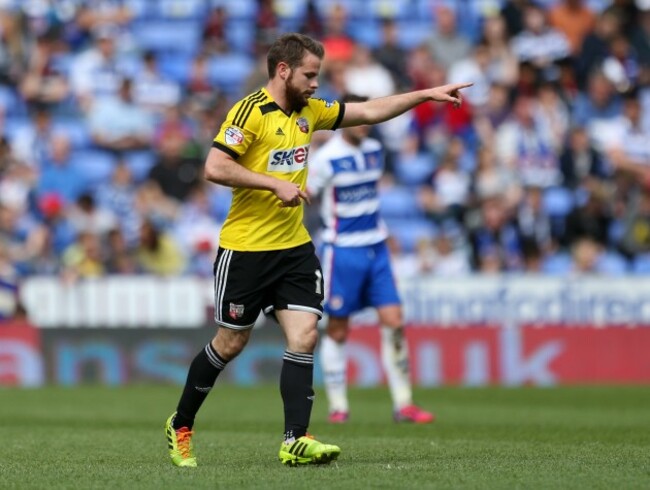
[229,302,245,319]
[224,126,244,145]
[296,117,309,134]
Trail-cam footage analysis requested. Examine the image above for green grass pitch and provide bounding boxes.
[2,385,649,489]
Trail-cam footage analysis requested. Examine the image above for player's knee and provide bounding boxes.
[288,325,318,353]
[326,325,348,343]
[213,329,249,360]
[378,308,403,329]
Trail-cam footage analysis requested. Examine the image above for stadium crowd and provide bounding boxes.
[1,0,650,295]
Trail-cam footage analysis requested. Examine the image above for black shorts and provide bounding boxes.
[212,242,324,330]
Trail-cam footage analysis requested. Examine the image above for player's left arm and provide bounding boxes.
[339,83,473,128]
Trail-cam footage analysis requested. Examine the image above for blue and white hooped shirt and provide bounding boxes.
[308,133,388,247]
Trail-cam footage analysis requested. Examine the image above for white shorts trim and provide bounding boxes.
[214,318,256,331]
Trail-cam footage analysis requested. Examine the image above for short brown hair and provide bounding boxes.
[266,33,324,78]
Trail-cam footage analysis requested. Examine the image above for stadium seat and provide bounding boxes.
[225,20,256,54]
[543,186,575,217]
[208,54,255,95]
[157,53,193,85]
[385,218,437,253]
[394,153,436,186]
[632,254,650,275]
[396,21,432,49]
[156,0,208,19]
[379,185,423,220]
[131,20,202,55]
[123,150,156,182]
[53,118,92,150]
[596,251,629,276]
[210,0,258,19]
[541,252,573,275]
[70,149,118,187]
[347,20,382,48]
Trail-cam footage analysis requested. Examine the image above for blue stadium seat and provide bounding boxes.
[596,251,629,276]
[157,53,193,84]
[385,218,437,253]
[131,20,202,55]
[226,20,256,54]
[70,149,118,187]
[394,153,435,186]
[210,0,258,19]
[53,118,92,149]
[156,0,208,19]
[543,186,575,217]
[208,54,255,95]
[632,254,650,275]
[541,252,573,275]
[210,188,233,222]
[397,21,433,49]
[348,20,382,48]
[123,150,156,182]
[379,185,423,219]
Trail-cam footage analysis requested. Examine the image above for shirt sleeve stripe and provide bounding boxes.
[212,141,240,160]
[232,90,262,127]
[332,102,346,131]
[234,92,266,128]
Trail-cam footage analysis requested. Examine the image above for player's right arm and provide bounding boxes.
[207,94,308,207]
[204,148,309,207]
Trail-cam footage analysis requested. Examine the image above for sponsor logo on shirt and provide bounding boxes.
[224,126,244,145]
[267,144,310,173]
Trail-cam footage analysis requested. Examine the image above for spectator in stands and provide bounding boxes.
[469,196,523,271]
[37,134,88,205]
[420,147,470,225]
[602,34,640,92]
[0,135,35,213]
[631,7,650,66]
[88,77,153,152]
[135,219,186,276]
[501,0,527,38]
[96,161,141,246]
[516,184,554,252]
[36,192,76,259]
[559,126,608,190]
[535,81,570,153]
[474,83,513,146]
[321,3,355,64]
[344,44,395,100]
[605,90,650,182]
[298,0,324,41]
[563,189,612,247]
[373,18,410,91]
[428,223,471,277]
[186,52,215,103]
[472,145,522,212]
[570,236,602,274]
[104,227,138,274]
[255,0,279,52]
[68,193,117,237]
[202,6,229,55]
[0,9,28,87]
[573,71,623,146]
[132,51,181,114]
[70,23,129,110]
[134,181,179,231]
[481,13,519,88]
[577,8,623,88]
[549,0,597,56]
[148,126,203,202]
[0,203,47,276]
[426,5,471,70]
[61,231,105,282]
[18,28,69,108]
[510,3,570,70]
[10,105,55,168]
[448,41,493,110]
[496,94,560,189]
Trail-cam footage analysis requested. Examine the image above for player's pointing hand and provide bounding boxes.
[429,82,473,108]
[274,180,310,207]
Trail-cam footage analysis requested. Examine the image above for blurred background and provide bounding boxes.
[1,0,649,388]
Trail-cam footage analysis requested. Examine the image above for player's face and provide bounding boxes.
[285,52,321,111]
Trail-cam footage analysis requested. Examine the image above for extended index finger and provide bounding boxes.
[450,82,473,90]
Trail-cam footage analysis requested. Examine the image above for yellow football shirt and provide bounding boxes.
[213,88,345,251]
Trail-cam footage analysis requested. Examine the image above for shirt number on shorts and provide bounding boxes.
[315,269,322,295]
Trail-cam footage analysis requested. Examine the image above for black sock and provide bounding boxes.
[173,343,227,430]
[281,350,314,441]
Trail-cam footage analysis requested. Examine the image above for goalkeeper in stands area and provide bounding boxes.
[165,32,471,468]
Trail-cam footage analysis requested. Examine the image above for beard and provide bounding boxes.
[285,74,308,112]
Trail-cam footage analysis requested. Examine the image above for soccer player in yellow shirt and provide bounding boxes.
[165,33,471,468]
